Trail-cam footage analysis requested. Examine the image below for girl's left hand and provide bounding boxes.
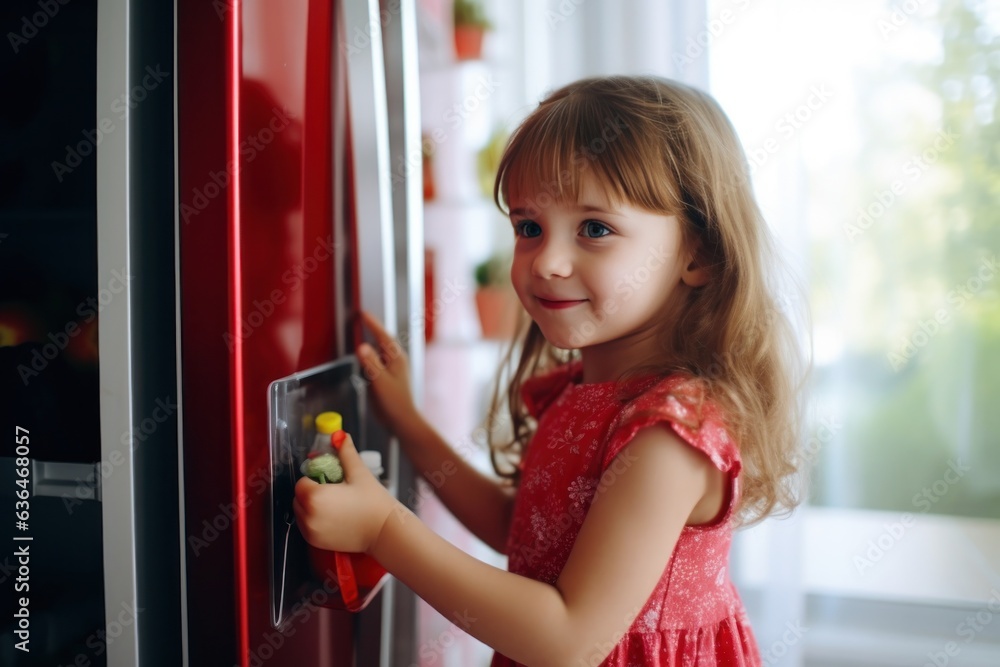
[293,434,398,555]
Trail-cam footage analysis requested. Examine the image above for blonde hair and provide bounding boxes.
[486,75,810,526]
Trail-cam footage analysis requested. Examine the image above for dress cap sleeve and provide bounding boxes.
[519,361,582,419]
[601,374,741,485]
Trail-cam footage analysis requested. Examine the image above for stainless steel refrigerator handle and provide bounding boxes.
[342,0,398,333]
[96,0,141,665]
[341,0,423,667]
[378,1,425,665]
[381,0,424,413]
[340,0,407,663]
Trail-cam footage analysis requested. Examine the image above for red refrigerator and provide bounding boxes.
[0,0,425,664]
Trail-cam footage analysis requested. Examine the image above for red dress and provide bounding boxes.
[491,361,761,667]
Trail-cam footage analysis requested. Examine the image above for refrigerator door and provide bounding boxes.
[177,0,420,664]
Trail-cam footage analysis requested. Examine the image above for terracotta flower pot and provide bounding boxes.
[454,25,485,60]
[422,147,435,201]
[475,286,519,340]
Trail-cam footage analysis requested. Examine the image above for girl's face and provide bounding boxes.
[509,172,703,364]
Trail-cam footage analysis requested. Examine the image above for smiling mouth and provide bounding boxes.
[537,297,588,310]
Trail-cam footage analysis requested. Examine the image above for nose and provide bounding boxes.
[530,237,574,279]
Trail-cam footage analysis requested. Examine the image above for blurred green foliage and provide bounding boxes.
[810,0,1000,519]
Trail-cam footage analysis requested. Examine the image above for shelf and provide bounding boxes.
[414,11,518,665]
[423,197,497,214]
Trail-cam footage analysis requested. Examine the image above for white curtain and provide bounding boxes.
[506,0,709,106]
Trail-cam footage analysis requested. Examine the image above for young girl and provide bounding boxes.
[294,75,806,666]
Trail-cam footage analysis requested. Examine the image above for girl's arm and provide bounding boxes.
[356,311,514,552]
[392,411,515,553]
[296,423,715,666]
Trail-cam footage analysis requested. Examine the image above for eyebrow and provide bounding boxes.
[509,203,617,217]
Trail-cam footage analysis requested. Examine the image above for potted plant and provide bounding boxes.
[474,253,520,340]
[422,134,436,201]
[477,125,508,199]
[453,0,492,61]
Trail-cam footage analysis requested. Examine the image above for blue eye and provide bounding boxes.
[514,220,542,238]
[582,220,611,238]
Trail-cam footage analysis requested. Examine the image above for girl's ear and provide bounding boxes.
[680,240,711,288]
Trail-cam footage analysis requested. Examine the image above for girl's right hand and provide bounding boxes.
[357,311,419,435]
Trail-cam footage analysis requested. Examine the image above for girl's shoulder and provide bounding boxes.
[603,371,740,476]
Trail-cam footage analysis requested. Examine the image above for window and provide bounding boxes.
[709,0,1000,661]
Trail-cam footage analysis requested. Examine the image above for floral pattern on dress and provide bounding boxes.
[492,360,761,667]
[547,424,588,452]
[567,475,599,510]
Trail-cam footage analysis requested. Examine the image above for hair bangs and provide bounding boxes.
[495,87,683,218]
